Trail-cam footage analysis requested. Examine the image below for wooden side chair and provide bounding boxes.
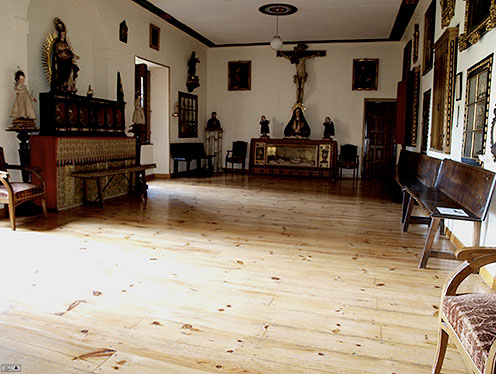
[338,144,359,179]
[0,147,47,230]
[433,246,496,374]
[225,141,248,173]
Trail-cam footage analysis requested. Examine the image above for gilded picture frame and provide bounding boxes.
[352,59,379,91]
[413,24,420,64]
[440,0,455,28]
[459,0,496,51]
[422,0,436,75]
[228,61,251,91]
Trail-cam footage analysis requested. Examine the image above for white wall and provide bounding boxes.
[207,42,403,172]
[402,0,496,249]
[1,0,208,178]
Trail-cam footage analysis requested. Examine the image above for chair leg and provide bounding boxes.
[41,198,48,219]
[8,203,16,231]
[432,325,449,374]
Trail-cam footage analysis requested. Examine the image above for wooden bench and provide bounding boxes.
[71,163,156,208]
[395,149,442,228]
[170,143,214,177]
[402,158,496,268]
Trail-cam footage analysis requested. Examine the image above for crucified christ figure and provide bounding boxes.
[277,43,326,105]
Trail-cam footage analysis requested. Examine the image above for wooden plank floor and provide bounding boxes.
[0,175,487,373]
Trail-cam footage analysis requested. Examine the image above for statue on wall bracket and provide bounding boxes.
[42,17,80,94]
[277,43,326,106]
[186,51,200,92]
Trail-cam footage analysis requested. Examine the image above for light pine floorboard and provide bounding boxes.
[0,175,489,373]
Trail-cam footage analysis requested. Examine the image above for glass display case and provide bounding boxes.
[250,138,337,179]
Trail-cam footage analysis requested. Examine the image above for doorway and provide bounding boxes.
[135,57,170,176]
[362,99,397,178]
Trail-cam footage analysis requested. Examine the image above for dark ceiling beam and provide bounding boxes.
[132,0,215,47]
[389,0,420,40]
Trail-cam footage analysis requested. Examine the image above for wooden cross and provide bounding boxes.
[277,43,326,105]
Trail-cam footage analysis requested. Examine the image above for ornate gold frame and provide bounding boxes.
[459,0,496,51]
[440,0,455,28]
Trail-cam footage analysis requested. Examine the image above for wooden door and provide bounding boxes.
[135,63,151,143]
[362,100,397,178]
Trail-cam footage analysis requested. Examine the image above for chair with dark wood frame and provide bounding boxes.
[0,147,47,230]
[433,246,496,374]
[225,141,248,173]
[338,144,359,179]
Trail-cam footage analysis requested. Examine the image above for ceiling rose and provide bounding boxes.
[258,3,298,16]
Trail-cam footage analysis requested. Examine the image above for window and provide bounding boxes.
[462,54,493,165]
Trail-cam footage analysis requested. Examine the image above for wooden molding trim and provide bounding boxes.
[149,173,171,180]
[446,227,496,289]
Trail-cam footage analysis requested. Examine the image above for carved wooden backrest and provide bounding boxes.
[0,147,6,172]
[398,150,441,187]
[436,159,496,219]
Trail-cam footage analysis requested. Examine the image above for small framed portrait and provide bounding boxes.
[422,0,436,75]
[352,58,379,91]
[149,24,160,51]
[228,61,251,91]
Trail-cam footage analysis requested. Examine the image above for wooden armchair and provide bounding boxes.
[0,147,47,230]
[433,246,496,374]
[338,144,359,179]
[225,141,248,173]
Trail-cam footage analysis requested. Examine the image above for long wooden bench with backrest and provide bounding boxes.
[395,149,443,226]
[170,143,214,177]
[403,158,496,268]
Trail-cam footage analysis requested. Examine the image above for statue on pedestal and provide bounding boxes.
[259,115,270,137]
[10,70,37,128]
[284,106,311,138]
[323,117,335,139]
[186,51,200,93]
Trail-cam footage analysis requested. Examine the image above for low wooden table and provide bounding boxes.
[71,163,156,208]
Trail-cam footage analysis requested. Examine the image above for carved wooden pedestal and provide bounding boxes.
[206,129,223,172]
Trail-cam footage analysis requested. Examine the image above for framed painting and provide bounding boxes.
[149,24,160,51]
[413,24,419,64]
[228,61,251,91]
[440,0,455,27]
[352,58,378,91]
[422,0,436,75]
[402,40,412,80]
[459,0,496,50]
[178,91,198,138]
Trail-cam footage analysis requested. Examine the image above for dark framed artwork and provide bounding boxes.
[422,0,436,75]
[178,91,198,138]
[440,0,455,27]
[413,24,419,64]
[228,61,251,91]
[459,0,496,51]
[352,59,378,91]
[119,20,128,43]
[402,40,412,80]
[149,24,160,51]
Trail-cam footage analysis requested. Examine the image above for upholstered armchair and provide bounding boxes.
[433,246,496,374]
[0,147,47,230]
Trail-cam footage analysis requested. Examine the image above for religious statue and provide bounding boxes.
[132,92,145,125]
[10,70,37,123]
[323,116,335,139]
[186,51,200,92]
[50,18,79,94]
[277,43,326,105]
[260,115,270,137]
[284,107,311,138]
[206,111,222,130]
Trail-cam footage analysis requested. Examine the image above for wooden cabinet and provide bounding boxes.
[249,138,337,179]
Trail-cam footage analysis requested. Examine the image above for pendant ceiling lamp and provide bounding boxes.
[259,3,298,50]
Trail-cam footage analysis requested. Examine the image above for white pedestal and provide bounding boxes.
[206,130,223,172]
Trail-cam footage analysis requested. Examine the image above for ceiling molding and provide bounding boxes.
[214,38,391,48]
[389,0,420,41]
[132,0,215,47]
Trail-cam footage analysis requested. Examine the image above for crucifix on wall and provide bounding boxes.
[277,43,326,105]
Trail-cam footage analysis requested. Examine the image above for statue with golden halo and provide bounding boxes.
[42,18,79,94]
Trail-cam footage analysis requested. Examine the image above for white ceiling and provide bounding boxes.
[147,0,403,45]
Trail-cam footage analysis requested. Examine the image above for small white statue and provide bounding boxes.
[10,70,37,120]
[132,92,145,125]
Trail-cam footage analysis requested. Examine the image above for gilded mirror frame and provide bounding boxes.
[459,0,496,50]
[440,0,455,28]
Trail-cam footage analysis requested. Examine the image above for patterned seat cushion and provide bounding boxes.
[443,294,496,373]
[0,183,44,200]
